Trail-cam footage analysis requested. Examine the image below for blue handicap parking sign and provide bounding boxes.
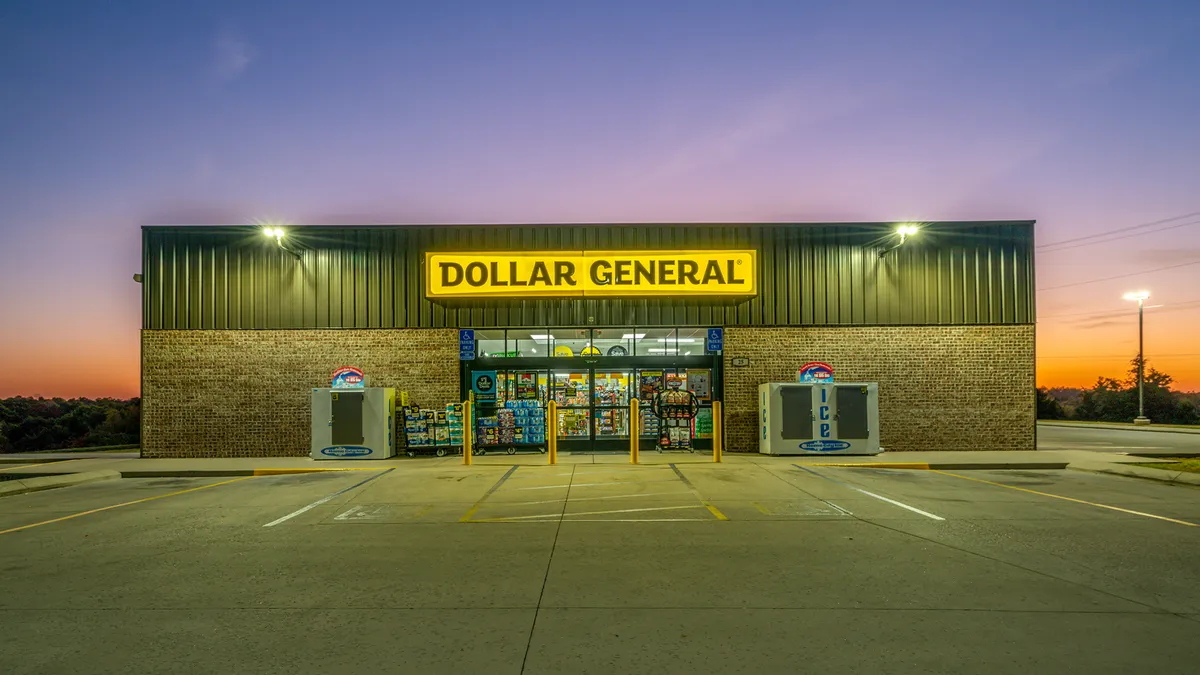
[706,328,723,352]
[459,329,475,361]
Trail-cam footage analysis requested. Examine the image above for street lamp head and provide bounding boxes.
[1122,290,1150,302]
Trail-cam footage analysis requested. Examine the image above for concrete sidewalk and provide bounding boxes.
[5,448,1197,494]
[1040,420,1200,435]
[0,449,1118,479]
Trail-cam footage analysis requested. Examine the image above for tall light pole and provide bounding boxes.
[1122,291,1151,425]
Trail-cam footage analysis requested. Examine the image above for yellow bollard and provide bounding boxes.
[630,398,639,464]
[547,400,557,465]
[462,400,473,466]
[712,400,723,463]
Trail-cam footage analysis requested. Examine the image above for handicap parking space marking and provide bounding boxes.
[330,503,435,522]
[262,469,394,527]
[930,470,1198,527]
[334,504,389,521]
[793,464,945,521]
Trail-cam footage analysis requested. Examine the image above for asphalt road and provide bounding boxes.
[1,460,1199,674]
[1038,422,1200,454]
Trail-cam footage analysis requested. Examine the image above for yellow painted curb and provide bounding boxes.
[252,468,382,476]
[808,462,932,470]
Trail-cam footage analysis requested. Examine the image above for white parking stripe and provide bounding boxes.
[793,464,944,521]
[849,487,945,521]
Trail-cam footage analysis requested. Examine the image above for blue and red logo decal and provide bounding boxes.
[321,446,372,457]
[798,362,834,383]
[799,440,851,452]
[331,366,366,389]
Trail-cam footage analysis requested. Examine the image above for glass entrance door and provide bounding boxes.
[551,370,591,449]
[592,370,632,449]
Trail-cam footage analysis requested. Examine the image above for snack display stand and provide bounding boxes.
[650,389,700,452]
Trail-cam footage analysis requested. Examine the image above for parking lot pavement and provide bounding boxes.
[1,460,1199,674]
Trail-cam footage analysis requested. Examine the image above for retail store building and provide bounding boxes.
[139,222,1036,458]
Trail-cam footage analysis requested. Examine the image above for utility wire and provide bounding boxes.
[1038,299,1200,319]
[1037,258,1200,291]
[1038,218,1200,253]
[1037,211,1200,249]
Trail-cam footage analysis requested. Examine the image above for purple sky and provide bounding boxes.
[2,1,1198,396]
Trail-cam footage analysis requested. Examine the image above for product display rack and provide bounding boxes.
[474,400,549,455]
[400,404,465,458]
[650,389,700,452]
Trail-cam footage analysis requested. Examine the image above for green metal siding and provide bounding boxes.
[142,222,1035,329]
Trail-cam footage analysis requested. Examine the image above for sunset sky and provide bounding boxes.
[1,1,1198,398]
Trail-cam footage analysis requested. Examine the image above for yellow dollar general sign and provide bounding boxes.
[425,250,757,298]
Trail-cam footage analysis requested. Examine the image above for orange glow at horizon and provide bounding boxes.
[1037,305,1200,392]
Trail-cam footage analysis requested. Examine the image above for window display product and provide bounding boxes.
[475,399,546,453]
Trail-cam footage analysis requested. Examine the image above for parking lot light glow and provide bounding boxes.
[1122,290,1150,301]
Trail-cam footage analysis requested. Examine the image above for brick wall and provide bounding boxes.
[142,329,459,458]
[723,325,1035,452]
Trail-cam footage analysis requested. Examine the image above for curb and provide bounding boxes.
[806,462,1069,471]
[0,470,121,497]
[117,467,382,478]
[1039,421,1200,435]
[1068,462,1200,487]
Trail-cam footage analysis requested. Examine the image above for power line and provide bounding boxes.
[1038,218,1200,253]
[1038,299,1200,319]
[1037,258,1200,291]
[1037,211,1200,249]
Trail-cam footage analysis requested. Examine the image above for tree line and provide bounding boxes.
[1038,359,1200,424]
[0,397,140,453]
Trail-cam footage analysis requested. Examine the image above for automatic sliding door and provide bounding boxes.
[551,370,591,448]
[593,370,631,449]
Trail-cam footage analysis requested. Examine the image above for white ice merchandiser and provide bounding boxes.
[310,387,396,459]
[758,382,880,455]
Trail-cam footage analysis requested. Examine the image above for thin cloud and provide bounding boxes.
[1061,48,1155,89]
[647,79,884,181]
[1074,318,1132,330]
[214,30,255,82]
[1135,248,1200,265]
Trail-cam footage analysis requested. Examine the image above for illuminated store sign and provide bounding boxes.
[425,250,757,298]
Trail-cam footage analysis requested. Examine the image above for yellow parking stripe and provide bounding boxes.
[931,470,1197,527]
[0,476,256,536]
[0,460,75,472]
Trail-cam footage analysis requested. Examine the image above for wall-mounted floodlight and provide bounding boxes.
[262,225,300,259]
[879,223,921,258]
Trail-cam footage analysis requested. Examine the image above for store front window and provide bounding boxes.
[466,326,721,452]
[476,329,507,358]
